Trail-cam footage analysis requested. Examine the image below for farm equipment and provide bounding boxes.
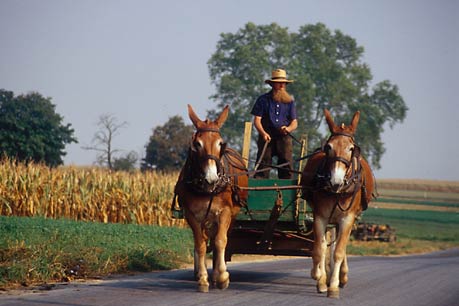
[351,222,396,242]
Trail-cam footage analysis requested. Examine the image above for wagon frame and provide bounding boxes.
[225,122,318,261]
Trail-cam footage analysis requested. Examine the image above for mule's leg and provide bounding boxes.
[211,248,217,287]
[311,217,328,293]
[189,220,210,292]
[327,216,354,298]
[212,209,231,290]
[339,253,349,288]
[326,226,337,286]
[193,248,199,280]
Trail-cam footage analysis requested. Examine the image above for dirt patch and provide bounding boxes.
[377,179,459,193]
[372,202,459,212]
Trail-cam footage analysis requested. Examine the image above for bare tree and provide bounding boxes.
[82,114,128,169]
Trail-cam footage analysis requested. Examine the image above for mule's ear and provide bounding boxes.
[188,104,203,128]
[215,105,229,128]
[324,109,336,132]
[350,110,360,133]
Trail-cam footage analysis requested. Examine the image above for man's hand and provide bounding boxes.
[263,132,271,142]
[280,126,290,136]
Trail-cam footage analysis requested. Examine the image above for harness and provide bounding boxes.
[314,132,367,215]
[172,127,248,219]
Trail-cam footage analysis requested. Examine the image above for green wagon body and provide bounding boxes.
[225,178,315,260]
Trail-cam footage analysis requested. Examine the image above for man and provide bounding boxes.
[251,68,298,179]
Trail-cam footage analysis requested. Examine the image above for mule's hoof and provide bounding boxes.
[327,288,339,299]
[316,283,327,293]
[216,272,229,290]
[310,269,320,281]
[217,278,230,290]
[198,284,209,293]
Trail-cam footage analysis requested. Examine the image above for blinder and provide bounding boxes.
[352,145,361,158]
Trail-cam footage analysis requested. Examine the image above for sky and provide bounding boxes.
[1,0,458,181]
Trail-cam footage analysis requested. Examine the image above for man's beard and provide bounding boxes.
[272,88,293,103]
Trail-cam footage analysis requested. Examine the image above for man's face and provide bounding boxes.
[272,82,287,91]
[271,82,292,103]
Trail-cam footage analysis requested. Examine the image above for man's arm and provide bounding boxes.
[281,119,298,135]
[253,116,271,141]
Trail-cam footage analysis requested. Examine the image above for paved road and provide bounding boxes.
[1,249,458,306]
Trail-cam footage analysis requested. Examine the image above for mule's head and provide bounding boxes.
[323,109,360,193]
[188,104,229,186]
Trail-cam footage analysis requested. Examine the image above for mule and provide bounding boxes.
[174,104,248,292]
[301,109,375,298]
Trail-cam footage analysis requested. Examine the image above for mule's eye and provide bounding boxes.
[193,141,201,149]
[324,144,332,153]
[350,146,355,153]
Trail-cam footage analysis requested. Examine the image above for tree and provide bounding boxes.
[0,89,77,167]
[207,22,408,168]
[142,115,194,171]
[83,114,128,170]
[113,150,139,172]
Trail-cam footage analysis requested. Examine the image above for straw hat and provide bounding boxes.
[265,69,294,84]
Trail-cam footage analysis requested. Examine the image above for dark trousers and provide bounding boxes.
[254,135,293,179]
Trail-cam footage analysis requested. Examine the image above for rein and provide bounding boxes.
[185,148,229,195]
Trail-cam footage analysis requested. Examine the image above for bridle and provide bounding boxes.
[178,126,248,219]
[317,131,363,212]
[185,127,229,195]
[324,131,360,173]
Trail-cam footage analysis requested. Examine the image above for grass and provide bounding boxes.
[1,171,459,289]
[375,197,459,208]
[347,207,459,255]
[345,178,459,255]
[0,216,193,288]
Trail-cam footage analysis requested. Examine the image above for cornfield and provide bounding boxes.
[0,158,185,226]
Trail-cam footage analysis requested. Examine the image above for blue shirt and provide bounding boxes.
[251,91,297,135]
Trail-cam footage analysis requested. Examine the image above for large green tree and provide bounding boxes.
[207,22,407,168]
[142,115,194,171]
[0,89,77,167]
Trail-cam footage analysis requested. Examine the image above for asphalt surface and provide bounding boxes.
[1,248,458,306]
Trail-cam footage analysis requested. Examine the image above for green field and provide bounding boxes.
[348,207,459,255]
[360,208,459,241]
[0,216,193,288]
[1,178,459,289]
[346,181,459,255]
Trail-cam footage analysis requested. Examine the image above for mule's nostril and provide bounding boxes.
[330,183,340,191]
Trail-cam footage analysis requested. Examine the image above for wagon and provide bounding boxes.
[175,109,371,297]
[225,177,315,261]
[172,122,324,261]
[224,122,317,261]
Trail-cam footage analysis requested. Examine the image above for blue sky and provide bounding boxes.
[1,0,458,180]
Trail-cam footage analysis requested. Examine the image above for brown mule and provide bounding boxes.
[174,104,248,292]
[300,109,375,298]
